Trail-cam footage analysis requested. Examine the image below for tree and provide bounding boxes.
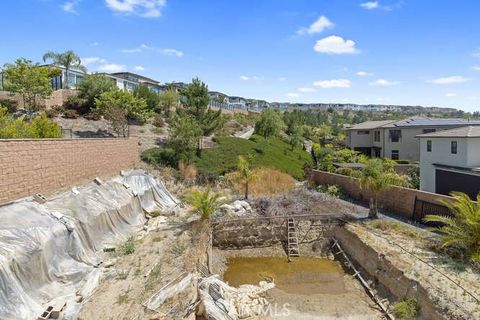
[185,186,224,220]
[77,74,116,109]
[254,108,285,139]
[289,125,303,150]
[424,192,480,262]
[95,89,151,124]
[168,114,202,163]
[104,106,128,137]
[158,89,178,113]
[233,154,256,199]
[353,159,408,218]
[42,50,86,89]
[133,84,160,111]
[3,58,60,110]
[181,78,222,151]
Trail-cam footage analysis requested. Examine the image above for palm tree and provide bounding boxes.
[354,159,408,218]
[424,192,480,262]
[42,50,87,89]
[185,187,224,220]
[234,154,257,199]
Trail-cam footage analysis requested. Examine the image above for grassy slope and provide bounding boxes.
[193,135,312,180]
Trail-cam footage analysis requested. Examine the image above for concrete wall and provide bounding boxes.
[310,170,454,220]
[0,89,77,109]
[0,137,139,204]
[347,130,373,148]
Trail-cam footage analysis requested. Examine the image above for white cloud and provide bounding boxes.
[445,93,457,97]
[278,77,287,81]
[297,16,333,35]
[356,71,373,76]
[105,0,166,18]
[161,48,183,57]
[313,79,351,88]
[298,87,316,92]
[369,79,400,86]
[472,66,480,71]
[361,1,379,10]
[62,1,79,13]
[98,63,127,72]
[81,57,106,66]
[286,93,299,98]
[134,66,145,71]
[314,35,358,54]
[122,44,151,53]
[428,76,470,85]
[240,75,250,81]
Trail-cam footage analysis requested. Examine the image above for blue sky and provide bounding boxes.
[1,1,480,111]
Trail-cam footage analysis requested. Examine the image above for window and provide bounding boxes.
[391,150,399,160]
[389,130,402,142]
[451,141,457,154]
[357,130,370,135]
[427,140,432,152]
[374,131,380,142]
[423,128,436,134]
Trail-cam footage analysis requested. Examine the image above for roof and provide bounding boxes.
[346,120,396,130]
[110,72,159,84]
[416,126,480,138]
[386,117,480,128]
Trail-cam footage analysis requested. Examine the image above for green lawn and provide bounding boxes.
[192,135,312,180]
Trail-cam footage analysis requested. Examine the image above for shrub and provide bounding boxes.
[184,187,224,220]
[152,114,164,127]
[178,161,197,183]
[63,109,79,119]
[141,147,177,168]
[104,106,128,137]
[63,95,88,114]
[316,184,346,198]
[77,74,116,111]
[119,237,135,255]
[84,111,102,121]
[95,89,151,124]
[30,113,62,138]
[0,99,18,113]
[395,159,411,164]
[45,105,65,118]
[392,297,420,320]
[0,107,61,138]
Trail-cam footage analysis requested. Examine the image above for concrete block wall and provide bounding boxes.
[0,89,77,109]
[310,170,453,220]
[0,137,139,204]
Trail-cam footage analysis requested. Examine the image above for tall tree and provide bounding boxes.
[77,74,116,109]
[42,50,86,89]
[181,78,222,151]
[3,58,60,110]
[254,108,286,139]
[168,113,202,163]
[133,84,160,111]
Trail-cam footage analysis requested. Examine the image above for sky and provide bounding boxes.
[1,0,480,111]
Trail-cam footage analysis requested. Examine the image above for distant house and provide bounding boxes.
[417,126,480,199]
[346,117,480,161]
[47,65,86,90]
[228,96,247,109]
[108,72,162,94]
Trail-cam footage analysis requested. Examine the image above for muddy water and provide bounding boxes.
[223,257,346,295]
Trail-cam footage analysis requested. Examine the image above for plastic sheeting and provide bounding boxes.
[0,170,179,320]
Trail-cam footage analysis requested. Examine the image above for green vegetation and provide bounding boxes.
[0,107,62,138]
[191,135,312,180]
[158,89,178,114]
[352,158,409,218]
[184,187,224,220]
[2,58,60,110]
[119,237,135,255]
[313,144,368,173]
[392,297,421,320]
[95,89,151,124]
[425,192,480,262]
[232,154,256,199]
[254,108,285,139]
[133,84,160,111]
[76,74,117,111]
[167,113,202,163]
[316,184,346,199]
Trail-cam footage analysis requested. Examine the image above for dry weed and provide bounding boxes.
[227,167,295,197]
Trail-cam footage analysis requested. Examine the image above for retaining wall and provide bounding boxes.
[0,89,76,109]
[310,170,454,220]
[0,137,139,204]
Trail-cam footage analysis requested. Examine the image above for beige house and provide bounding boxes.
[346,117,480,161]
[417,126,480,199]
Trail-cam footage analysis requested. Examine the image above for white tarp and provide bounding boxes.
[0,169,179,320]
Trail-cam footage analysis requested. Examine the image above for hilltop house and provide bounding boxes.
[346,117,480,161]
[417,126,480,199]
[108,72,162,94]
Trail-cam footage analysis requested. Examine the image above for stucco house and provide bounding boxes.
[417,126,480,199]
[346,117,480,161]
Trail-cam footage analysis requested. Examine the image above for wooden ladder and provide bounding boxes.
[287,217,300,259]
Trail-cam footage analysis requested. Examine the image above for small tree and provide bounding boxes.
[233,154,256,199]
[95,89,151,124]
[3,58,60,110]
[254,108,285,139]
[168,114,202,163]
[77,74,116,109]
[158,89,178,114]
[289,125,303,150]
[353,159,408,218]
[424,192,480,262]
[185,187,224,220]
[42,50,86,89]
[104,106,128,137]
[134,84,160,111]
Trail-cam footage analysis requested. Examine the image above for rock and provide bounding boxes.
[103,245,116,252]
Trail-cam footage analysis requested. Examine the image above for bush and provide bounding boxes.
[119,237,135,255]
[84,111,102,121]
[178,161,197,183]
[63,95,88,114]
[0,107,62,138]
[95,89,151,124]
[0,99,18,113]
[152,114,164,127]
[63,109,79,119]
[30,113,62,138]
[77,74,116,111]
[141,147,177,168]
[392,297,420,320]
[395,159,411,164]
[316,184,346,198]
[45,105,65,118]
